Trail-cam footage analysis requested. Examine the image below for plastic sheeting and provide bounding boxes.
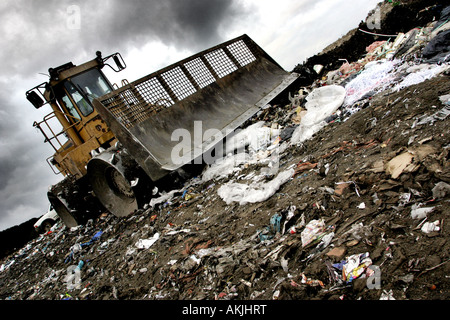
[135,233,160,249]
[201,153,250,182]
[291,85,346,145]
[223,121,280,155]
[149,189,182,208]
[217,168,294,205]
[201,121,282,182]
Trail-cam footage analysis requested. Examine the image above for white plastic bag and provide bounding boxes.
[410,204,434,219]
[302,85,346,127]
[135,233,160,249]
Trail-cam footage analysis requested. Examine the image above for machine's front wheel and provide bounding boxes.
[87,151,138,218]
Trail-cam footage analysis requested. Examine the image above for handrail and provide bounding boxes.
[34,110,95,174]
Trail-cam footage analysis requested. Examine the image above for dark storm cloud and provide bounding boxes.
[0,159,16,192]
[100,0,243,48]
[73,0,249,66]
[0,108,60,230]
[0,80,58,224]
[0,0,249,78]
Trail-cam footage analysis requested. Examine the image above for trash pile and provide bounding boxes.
[1,2,449,301]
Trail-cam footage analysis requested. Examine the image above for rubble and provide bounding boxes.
[0,0,449,301]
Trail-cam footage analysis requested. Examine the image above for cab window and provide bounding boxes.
[64,81,94,116]
[61,93,81,122]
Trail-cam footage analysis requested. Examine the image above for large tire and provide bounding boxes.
[87,150,138,217]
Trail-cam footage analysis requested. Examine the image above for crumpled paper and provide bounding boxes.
[333,252,373,282]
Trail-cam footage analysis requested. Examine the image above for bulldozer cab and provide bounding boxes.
[27,52,125,178]
[59,68,113,134]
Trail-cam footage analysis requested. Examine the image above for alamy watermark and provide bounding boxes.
[366,6,382,30]
[170,121,280,175]
[171,121,228,166]
[366,265,381,289]
[65,265,81,290]
[66,5,81,30]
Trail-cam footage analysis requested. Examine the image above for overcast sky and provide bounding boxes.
[0,0,380,231]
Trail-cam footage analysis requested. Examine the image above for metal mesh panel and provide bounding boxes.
[135,78,174,106]
[105,96,132,128]
[205,49,238,78]
[161,67,197,100]
[100,35,262,130]
[184,58,216,88]
[227,40,256,66]
[105,80,175,129]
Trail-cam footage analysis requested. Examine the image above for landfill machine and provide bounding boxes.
[27,34,300,227]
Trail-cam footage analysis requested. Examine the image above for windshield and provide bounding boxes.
[67,69,113,116]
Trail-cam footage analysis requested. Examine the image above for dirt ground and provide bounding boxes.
[0,0,449,302]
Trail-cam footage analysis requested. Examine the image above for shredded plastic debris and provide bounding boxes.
[217,168,294,205]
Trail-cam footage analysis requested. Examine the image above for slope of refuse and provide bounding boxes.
[1,1,449,301]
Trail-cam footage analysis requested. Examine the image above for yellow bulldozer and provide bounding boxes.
[27,35,300,228]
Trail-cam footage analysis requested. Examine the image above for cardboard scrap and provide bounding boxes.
[385,144,438,179]
[385,152,417,179]
[326,246,347,259]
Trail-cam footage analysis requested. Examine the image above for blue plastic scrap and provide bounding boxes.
[258,213,282,241]
[270,213,282,234]
[82,230,103,247]
[65,230,103,263]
